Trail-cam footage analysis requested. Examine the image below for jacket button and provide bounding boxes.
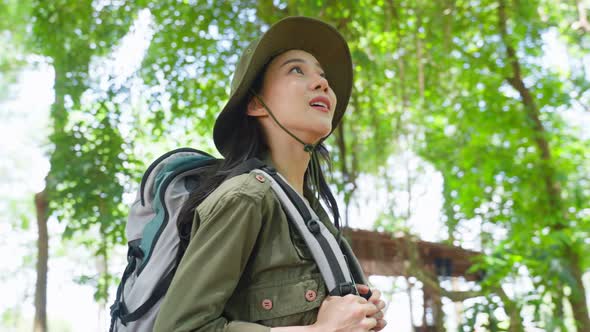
[255,174,266,183]
[261,299,273,310]
[305,290,317,302]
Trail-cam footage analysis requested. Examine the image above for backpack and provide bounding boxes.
[109,148,367,332]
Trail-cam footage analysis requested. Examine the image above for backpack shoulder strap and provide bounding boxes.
[252,166,361,298]
[228,158,266,178]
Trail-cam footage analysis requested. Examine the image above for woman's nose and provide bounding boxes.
[312,74,330,92]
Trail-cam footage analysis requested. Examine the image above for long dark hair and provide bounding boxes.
[176,66,341,263]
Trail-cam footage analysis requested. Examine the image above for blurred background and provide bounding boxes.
[1,0,589,331]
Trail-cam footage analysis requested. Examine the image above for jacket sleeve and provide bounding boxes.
[153,192,270,332]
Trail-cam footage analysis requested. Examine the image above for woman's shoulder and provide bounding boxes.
[197,172,275,215]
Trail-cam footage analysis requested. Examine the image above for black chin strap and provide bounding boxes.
[251,91,317,151]
[251,90,343,241]
[250,90,322,196]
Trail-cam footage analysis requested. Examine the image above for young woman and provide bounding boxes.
[154,16,387,332]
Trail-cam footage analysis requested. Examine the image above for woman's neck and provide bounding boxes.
[266,136,310,196]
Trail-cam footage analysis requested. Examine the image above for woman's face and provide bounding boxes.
[248,49,337,144]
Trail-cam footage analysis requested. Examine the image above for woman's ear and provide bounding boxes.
[246,95,267,117]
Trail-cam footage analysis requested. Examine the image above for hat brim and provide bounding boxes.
[213,16,352,156]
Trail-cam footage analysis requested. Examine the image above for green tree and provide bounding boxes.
[3,0,589,330]
[411,0,590,330]
[23,1,138,330]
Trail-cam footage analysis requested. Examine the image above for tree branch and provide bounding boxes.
[497,0,562,213]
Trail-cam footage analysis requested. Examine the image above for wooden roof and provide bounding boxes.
[343,228,483,281]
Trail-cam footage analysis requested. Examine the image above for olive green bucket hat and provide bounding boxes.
[213,16,353,156]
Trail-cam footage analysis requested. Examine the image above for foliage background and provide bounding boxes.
[1,0,589,331]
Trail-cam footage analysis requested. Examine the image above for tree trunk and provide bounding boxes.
[415,10,425,100]
[96,248,109,331]
[422,287,428,328]
[568,249,590,332]
[554,287,567,331]
[431,289,444,331]
[33,190,49,332]
[407,277,416,328]
[496,286,524,332]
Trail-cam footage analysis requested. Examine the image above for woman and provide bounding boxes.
[154,16,387,331]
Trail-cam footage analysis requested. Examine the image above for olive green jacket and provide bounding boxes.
[154,169,367,331]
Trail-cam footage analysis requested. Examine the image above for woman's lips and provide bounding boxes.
[309,96,332,111]
[310,105,330,113]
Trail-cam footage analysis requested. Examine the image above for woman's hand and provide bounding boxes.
[312,294,379,332]
[356,284,387,331]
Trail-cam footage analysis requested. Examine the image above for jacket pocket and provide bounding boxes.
[240,274,325,325]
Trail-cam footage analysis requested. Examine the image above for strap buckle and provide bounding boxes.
[110,300,129,326]
[329,282,356,296]
[127,245,144,260]
[306,219,321,234]
[110,300,122,318]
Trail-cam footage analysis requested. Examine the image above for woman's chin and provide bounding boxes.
[287,123,332,144]
[310,126,333,142]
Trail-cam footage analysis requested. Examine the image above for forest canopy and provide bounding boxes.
[1,0,589,331]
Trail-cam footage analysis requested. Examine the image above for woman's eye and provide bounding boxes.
[290,66,304,74]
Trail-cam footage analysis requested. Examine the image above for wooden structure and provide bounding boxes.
[343,228,483,331]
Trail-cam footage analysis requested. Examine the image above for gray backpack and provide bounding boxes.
[109,148,367,331]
